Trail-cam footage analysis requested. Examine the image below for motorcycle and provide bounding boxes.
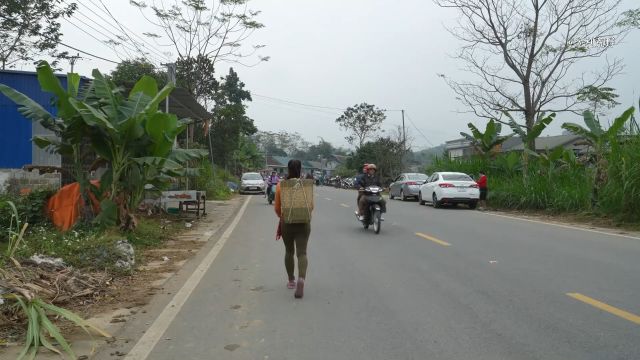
[355,186,384,234]
[267,184,277,204]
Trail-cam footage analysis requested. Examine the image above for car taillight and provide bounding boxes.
[469,184,479,188]
[439,183,455,188]
[406,181,417,185]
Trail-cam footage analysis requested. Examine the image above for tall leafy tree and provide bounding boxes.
[335,103,386,148]
[0,0,76,69]
[110,58,167,87]
[347,136,405,184]
[576,86,621,116]
[175,54,219,107]
[211,68,257,169]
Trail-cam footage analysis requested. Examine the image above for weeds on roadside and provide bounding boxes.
[2,294,110,360]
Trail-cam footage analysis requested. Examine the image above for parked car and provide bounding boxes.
[389,173,429,200]
[239,172,266,194]
[418,172,479,209]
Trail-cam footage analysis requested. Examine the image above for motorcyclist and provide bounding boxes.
[357,164,387,221]
[354,163,369,209]
[266,171,280,198]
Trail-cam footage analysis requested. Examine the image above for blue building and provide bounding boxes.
[0,69,74,169]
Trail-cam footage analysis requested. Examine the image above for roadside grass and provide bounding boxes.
[3,214,186,271]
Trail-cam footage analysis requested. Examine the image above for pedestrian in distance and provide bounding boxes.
[274,159,314,298]
[477,170,488,210]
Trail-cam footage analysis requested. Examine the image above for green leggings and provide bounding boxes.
[281,223,311,280]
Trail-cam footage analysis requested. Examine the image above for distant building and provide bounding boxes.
[445,134,587,159]
[0,69,87,169]
[445,138,476,159]
[265,154,346,177]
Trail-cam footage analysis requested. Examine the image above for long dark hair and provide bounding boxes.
[287,159,302,179]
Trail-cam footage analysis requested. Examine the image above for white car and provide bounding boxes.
[239,172,266,194]
[418,172,480,209]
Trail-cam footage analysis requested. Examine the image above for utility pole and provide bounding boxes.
[401,109,406,170]
[161,63,176,114]
[68,53,82,73]
[401,109,406,150]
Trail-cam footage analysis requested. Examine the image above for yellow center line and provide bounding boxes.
[340,203,350,208]
[567,293,640,325]
[416,232,451,246]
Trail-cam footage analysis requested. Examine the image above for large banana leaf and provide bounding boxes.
[144,84,174,114]
[91,69,119,121]
[606,107,635,137]
[145,112,182,157]
[68,98,116,131]
[120,92,152,118]
[168,148,208,163]
[130,75,159,98]
[36,62,78,121]
[561,122,598,144]
[582,110,603,136]
[528,113,555,140]
[0,84,53,124]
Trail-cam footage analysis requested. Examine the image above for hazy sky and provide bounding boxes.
[40,0,640,149]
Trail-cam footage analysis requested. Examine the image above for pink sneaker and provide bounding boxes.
[294,278,305,298]
[287,280,296,289]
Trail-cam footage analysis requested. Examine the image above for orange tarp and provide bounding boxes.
[47,181,101,231]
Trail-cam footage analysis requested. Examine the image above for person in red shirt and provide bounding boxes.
[477,171,488,210]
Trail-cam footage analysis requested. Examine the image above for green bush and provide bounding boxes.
[427,153,592,213]
[599,137,640,221]
[194,160,237,200]
[0,189,54,242]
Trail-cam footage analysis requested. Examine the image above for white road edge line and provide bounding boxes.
[124,196,252,360]
[479,212,640,241]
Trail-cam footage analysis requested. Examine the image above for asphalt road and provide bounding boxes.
[133,187,640,360]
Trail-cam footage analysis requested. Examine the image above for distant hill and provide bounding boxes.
[408,144,446,169]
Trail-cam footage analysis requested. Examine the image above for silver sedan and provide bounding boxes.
[389,173,429,201]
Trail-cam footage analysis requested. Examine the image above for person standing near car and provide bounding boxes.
[477,170,488,210]
[274,160,314,299]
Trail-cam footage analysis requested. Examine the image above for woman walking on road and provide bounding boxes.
[274,159,314,298]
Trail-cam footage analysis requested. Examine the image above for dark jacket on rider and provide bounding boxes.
[360,173,382,188]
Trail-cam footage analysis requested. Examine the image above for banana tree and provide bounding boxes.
[526,146,569,180]
[506,112,556,175]
[561,107,635,197]
[80,71,207,229]
[460,119,512,159]
[0,61,206,230]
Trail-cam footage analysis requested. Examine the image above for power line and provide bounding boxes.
[253,94,348,111]
[83,0,171,61]
[59,42,119,63]
[253,93,404,113]
[405,112,436,148]
[70,5,165,64]
[61,17,129,61]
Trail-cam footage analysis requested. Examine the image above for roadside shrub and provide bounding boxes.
[599,137,640,221]
[194,160,236,200]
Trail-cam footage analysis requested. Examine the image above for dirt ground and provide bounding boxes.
[0,196,243,357]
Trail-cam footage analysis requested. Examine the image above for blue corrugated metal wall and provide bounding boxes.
[0,70,68,168]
